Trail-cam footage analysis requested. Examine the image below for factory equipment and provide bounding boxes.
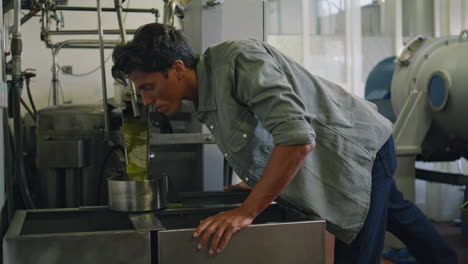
[35,104,121,208]
[365,30,468,256]
[366,31,468,193]
[29,0,160,210]
[2,0,329,263]
[26,0,267,210]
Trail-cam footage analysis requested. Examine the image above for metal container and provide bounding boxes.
[3,208,159,264]
[158,220,325,264]
[154,205,326,264]
[108,175,168,212]
[3,205,326,264]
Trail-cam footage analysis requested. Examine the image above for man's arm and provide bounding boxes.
[195,40,316,255]
[193,141,315,254]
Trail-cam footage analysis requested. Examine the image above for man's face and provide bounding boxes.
[130,69,184,116]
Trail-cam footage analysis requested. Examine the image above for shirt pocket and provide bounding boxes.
[228,111,256,151]
[227,111,271,167]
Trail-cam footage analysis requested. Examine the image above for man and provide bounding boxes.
[112,23,457,263]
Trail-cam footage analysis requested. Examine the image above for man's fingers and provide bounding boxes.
[198,224,217,250]
[193,217,212,238]
[217,228,236,253]
[223,185,235,191]
[224,182,251,191]
[209,227,226,255]
[223,183,241,191]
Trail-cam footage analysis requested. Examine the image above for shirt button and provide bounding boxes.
[244,177,249,182]
[242,133,247,138]
[224,153,228,158]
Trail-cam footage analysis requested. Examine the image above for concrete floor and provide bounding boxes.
[324,222,468,264]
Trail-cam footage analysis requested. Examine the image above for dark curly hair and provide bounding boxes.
[112,23,198,85]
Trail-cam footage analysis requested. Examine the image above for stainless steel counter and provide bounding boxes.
[4,202,325,264]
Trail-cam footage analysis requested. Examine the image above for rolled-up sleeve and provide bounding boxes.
[233,41,315,146]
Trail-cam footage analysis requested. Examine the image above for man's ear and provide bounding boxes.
[172,60,186,79]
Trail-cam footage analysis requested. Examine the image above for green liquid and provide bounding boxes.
[123,111,148,181]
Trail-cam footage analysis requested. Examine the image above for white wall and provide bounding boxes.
[16,0,164,110]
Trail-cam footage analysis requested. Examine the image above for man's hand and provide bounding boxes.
[224,182,251,192]
[193,207,254,255]
[193,143,314,255]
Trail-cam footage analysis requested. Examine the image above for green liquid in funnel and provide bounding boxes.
[123,111,148,181]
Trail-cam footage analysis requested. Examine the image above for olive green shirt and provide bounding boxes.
[195,39,393,244]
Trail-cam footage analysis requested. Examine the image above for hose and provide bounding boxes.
[20,97,36,122]
[25,77,37,116]
[4,111,14,223]
[11,79,36,209]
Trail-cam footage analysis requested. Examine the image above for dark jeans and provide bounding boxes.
[334,137,458,264]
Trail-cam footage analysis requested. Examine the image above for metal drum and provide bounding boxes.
[108,175,168,212]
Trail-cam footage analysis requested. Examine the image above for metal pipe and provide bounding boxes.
[54,5,159,14]
[54,44,117,49]
[7,8,41,34]
[393,0,403,55]
[1,0,14,223]
[1,3,6,81]
[167,0,178,27]
[41,3,46,32]
[114,0,128,43]
[11,0,35,209]
[45,29,137,35]
[12,0,21,39]
[51,48,59,105]
[114,0,140,117]
[11,0,22,80]
[96,0,110,138]
[163,1,169,25]
[49,39,120,49]
[163,0,188,26]
[50,39,119,105]
[21,9,40,25]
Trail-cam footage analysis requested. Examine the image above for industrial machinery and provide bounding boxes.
[2,0,327,263]
[366,31,468,195]
[365,30,468,257]
[28,0,267,210]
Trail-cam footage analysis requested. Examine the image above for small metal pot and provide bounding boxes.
[108,175,168,212]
